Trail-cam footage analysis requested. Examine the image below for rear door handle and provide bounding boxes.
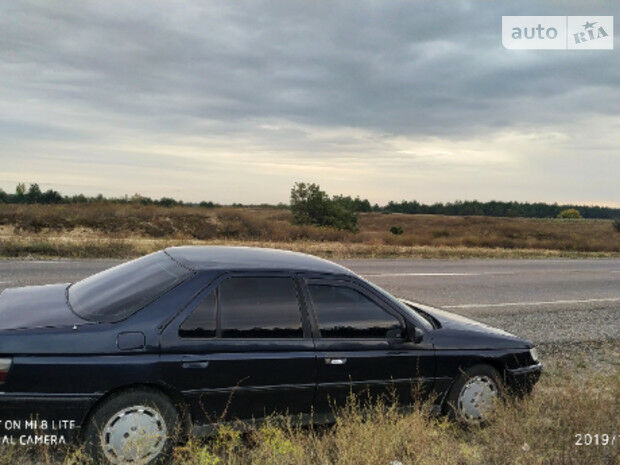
[325,358,347,365]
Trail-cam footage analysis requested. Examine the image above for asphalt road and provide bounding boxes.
[0,258,618,346]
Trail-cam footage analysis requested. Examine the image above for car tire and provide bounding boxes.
[83,388,180,465]
[445,364,503,426]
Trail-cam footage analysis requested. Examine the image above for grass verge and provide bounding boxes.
[2,237,618,260]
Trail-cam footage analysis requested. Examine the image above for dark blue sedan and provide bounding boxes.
[0,246,541,464]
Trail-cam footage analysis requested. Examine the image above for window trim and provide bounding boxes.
[177,284,218,338]
[301,276,406,340]
[178,272,311,340]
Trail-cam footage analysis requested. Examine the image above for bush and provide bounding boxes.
[390,226,403,235]
[290,182,358,232]
[557,208,581,219]
[613,219,620,232]
[157,197,178,207]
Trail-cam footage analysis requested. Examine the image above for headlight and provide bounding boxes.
[529,348,539,362]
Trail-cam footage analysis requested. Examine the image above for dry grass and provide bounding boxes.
[2,345,618,465]
[359,213,620,252]
[183,344,619,465]
[1,236,618,260]
[0,203,619,259]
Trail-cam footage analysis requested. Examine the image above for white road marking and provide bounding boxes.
[364,272,478,277]
[560,269,620,273]
[443,297,620,309]
[363,272,515,277]
[364,269,620,278]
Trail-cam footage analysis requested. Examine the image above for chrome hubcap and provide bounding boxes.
[457,375,498,423]
[101,405,167,464]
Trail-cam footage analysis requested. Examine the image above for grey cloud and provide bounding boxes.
[0,0,618,203]
[2,1,617,135]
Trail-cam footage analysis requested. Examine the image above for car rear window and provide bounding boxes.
[219,277,303,338]
[179,276,303,338]
[68,251,193,323]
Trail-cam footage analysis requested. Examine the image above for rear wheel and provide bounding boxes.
[83,389,180,465]
[446,364,503,425]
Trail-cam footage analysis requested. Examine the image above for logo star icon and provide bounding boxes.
[583,21,597,29]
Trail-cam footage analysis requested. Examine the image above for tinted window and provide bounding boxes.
[359,277,434,331]
[69,252,192,323]
[220,277,302,338]
[308,285,401,338]
[179,290,216,338]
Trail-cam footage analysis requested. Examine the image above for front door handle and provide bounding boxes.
[181,360,210,369]
[325,358,347,365]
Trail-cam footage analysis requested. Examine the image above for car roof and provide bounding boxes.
[164,246,353,275]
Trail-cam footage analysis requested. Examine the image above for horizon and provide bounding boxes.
[1,181,618,210]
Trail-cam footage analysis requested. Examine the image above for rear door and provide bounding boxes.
[302,277,435,415]
[160,273,317,424]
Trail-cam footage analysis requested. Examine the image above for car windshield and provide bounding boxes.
[68,251,193,323]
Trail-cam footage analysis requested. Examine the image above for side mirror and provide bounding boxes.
[407,324,424,343]
[386,326,405,340]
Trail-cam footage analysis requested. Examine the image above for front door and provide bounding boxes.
[302,278,435,417]
[160,273,317,425]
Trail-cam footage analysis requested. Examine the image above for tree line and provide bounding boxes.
[0,183,223,208]
[1,182,618,220]
[381,199,618,219]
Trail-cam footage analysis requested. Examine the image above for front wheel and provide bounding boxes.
[83,389,180,465]
[445,364,503,425]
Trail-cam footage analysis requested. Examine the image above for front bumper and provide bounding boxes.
[507,362,543,394]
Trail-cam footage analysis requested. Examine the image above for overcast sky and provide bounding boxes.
[1,0,618,205]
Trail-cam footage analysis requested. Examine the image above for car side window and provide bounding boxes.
[220,277,303,338]
[308,284,402,338]
[179,289,216,338]
[179,276,303,338]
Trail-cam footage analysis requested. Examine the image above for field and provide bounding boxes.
[2,343,617,465]
[1,203,619,259]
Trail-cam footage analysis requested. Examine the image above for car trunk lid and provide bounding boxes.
[0,283,88,331]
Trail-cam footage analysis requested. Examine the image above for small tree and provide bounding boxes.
[26,183,42,203]
[290,182,358,232]
[613,219,620,233]
[390,226,403,235]
[15,182,26,202]
[40,189,63,204]
[557,208,581,219]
